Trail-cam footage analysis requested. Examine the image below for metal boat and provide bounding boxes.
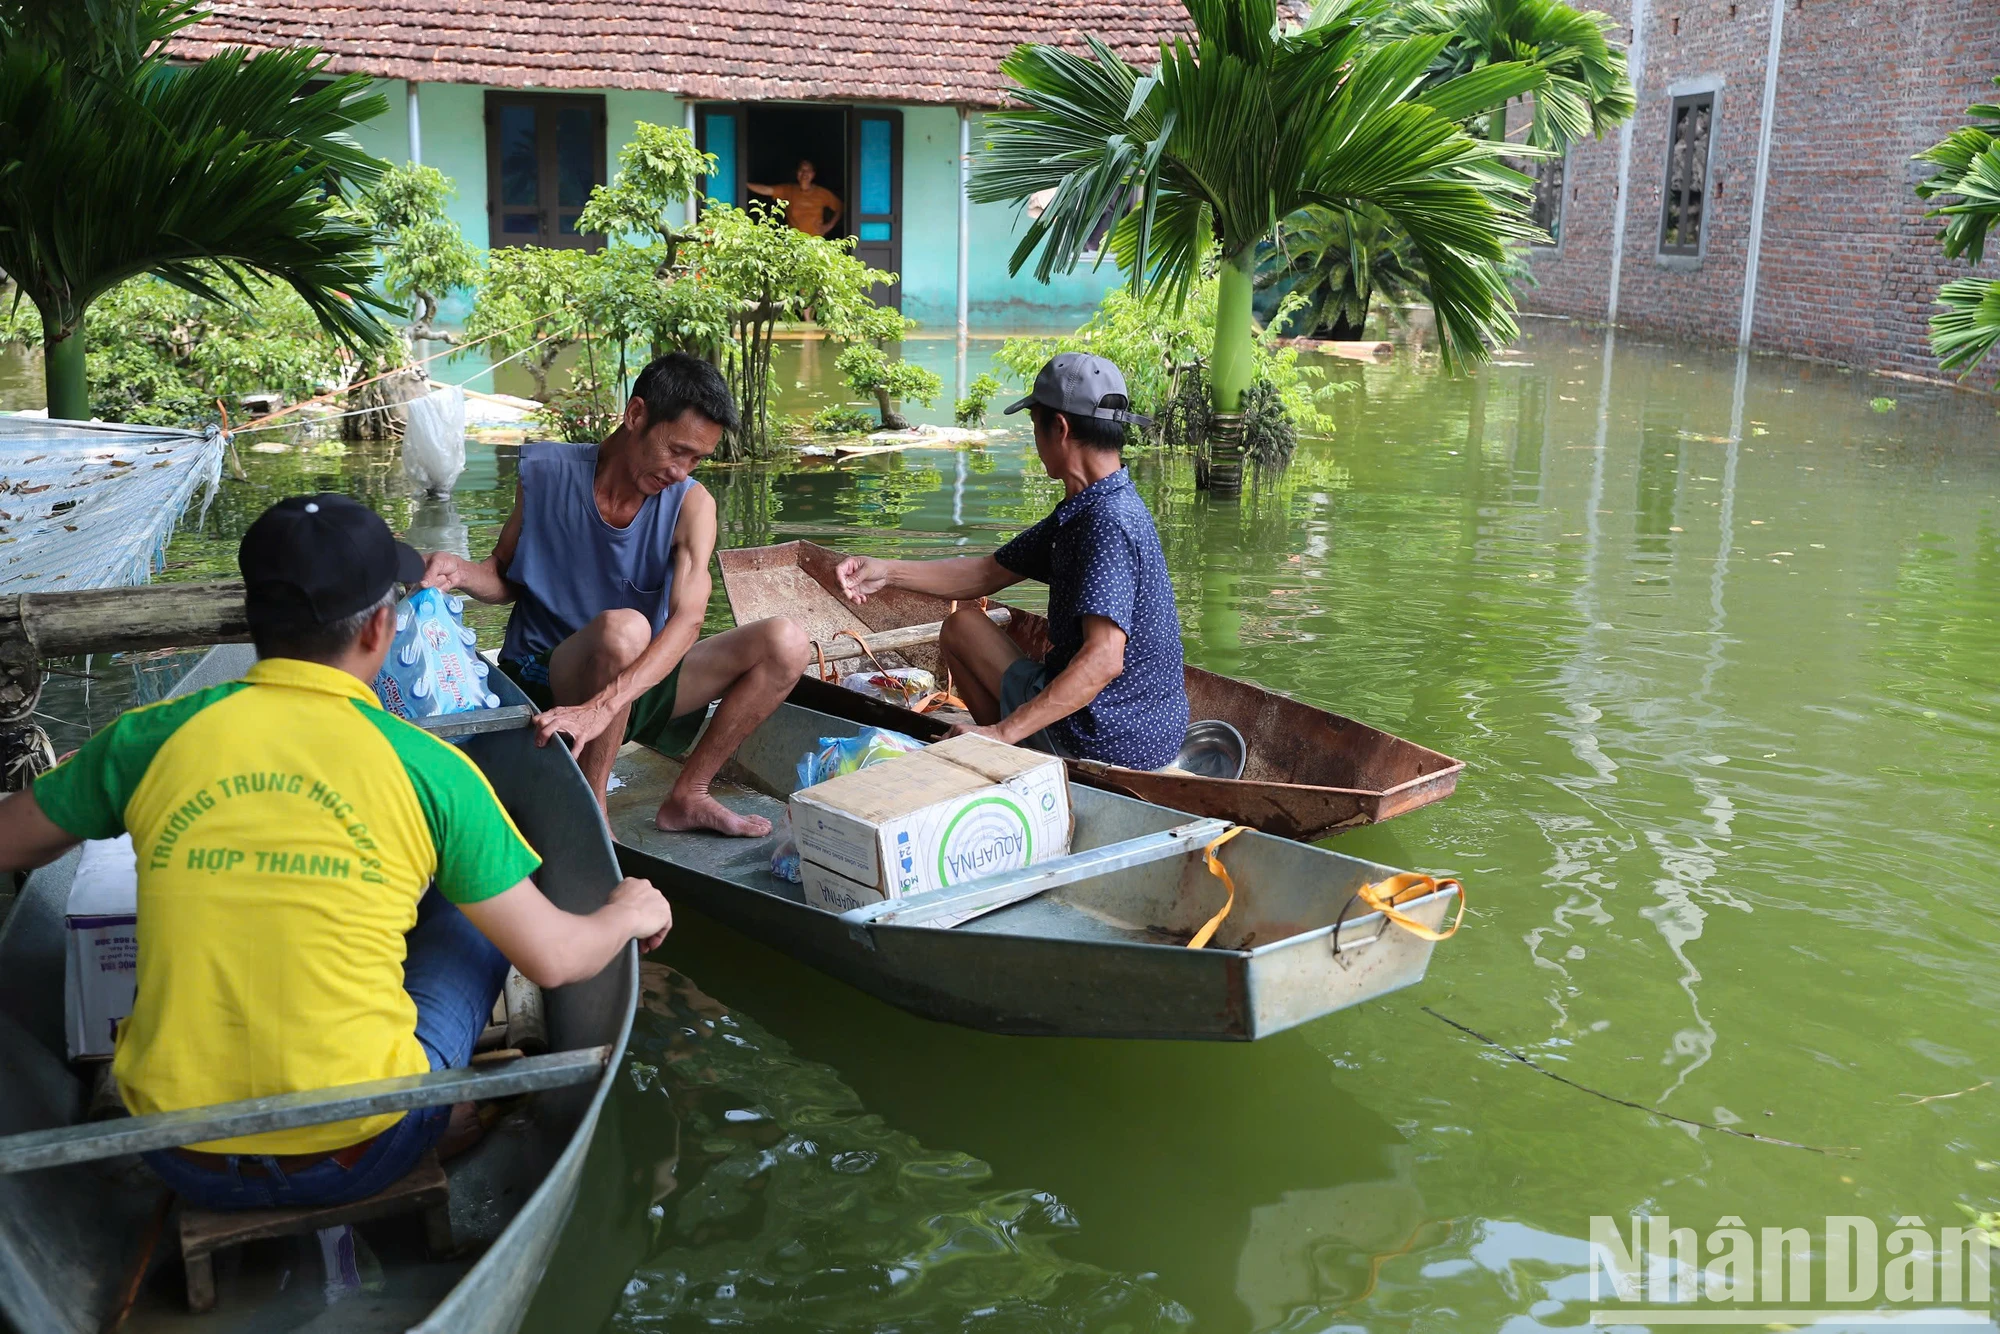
[0,645,635,1334]
[608,699,1460,1042]
[718,540,1467,842]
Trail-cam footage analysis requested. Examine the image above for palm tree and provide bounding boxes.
[0,0,396,421]
[970,0,1545,492]
[1257,203,1425,339]
[1383,0,1634,149]
[1917,80,2000,381]
[1254,0,1630,350]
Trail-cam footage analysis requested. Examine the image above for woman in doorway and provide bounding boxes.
[748,159,843,237]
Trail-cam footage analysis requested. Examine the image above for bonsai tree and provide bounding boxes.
[1917,79,2000,380]
[971,0,1546,491]
[0,0,397,420]
[463,246,591,403]
[355,164,480,347]
[956,373,1004,427]
[575,120,714,270]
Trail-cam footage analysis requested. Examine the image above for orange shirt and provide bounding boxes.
[771,183,842,236]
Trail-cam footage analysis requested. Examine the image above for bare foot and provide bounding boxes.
[437,1101,485,1161]
[656,791,773,838]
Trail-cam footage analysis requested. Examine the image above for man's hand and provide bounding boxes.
[946,721,1018,746]
[419,550,467,591]
[533,700,619,757]
[835,555,892,604]
[609,876,673,952]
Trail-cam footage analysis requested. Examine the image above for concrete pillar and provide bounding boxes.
[406,81,422,166]
[1605,0,1652,324]
[1738,0,1788,348]
[957,107,972,348]
[684,100,698,227]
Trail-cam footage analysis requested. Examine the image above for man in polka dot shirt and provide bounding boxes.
[835,353,1189,770]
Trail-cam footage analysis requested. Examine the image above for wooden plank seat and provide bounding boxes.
[179,1151,452,1314]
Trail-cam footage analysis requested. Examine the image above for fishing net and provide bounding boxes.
[0,416,224,592]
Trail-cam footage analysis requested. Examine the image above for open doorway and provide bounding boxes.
[745,105,848,236]
[697,103,903,309]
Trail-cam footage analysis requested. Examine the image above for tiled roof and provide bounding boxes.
[172,1,1193,108]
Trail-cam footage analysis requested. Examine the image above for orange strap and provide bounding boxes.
[834,628,890,678]
[1354,873,1466,942]
[812,640,832,682]
[1186,825,1250,949]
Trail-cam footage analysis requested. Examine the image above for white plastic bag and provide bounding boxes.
[838,668,937,706]
[403,385,466,497]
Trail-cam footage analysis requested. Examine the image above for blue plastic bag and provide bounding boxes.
[770,727,926,883]
[796,727,926,789]
[372,587,501,720]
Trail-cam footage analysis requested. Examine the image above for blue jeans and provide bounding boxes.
[143,890,509,1210]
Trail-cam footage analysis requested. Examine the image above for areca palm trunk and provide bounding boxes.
[42,323,87,422]
[1207,248,1258,495]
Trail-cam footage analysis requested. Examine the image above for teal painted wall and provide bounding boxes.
[898,107,1128,331]
[348,79,410,166]
[355,87,1106,389]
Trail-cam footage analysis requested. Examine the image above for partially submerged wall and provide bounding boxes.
[1523,0,2000,380]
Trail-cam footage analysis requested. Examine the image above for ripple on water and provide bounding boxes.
[607,964,1193,1334]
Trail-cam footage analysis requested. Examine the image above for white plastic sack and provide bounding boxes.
[403,385,466,497]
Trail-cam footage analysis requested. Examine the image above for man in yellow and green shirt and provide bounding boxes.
[0,494,672,1210]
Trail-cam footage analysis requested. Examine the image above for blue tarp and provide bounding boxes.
[0,415,224,592]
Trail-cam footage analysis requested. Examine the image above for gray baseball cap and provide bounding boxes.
[1003,352,1153,426]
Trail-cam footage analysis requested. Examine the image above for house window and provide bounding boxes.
[1658,92,1714,256]
[1530,153,1565,245]
[485,92,606,249]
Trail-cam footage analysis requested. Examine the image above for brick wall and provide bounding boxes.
[1523,0,2000,380]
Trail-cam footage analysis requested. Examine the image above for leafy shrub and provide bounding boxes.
[955,373,1004,427]
[809,404,878,435]
[1,275,346,427]
[534,362,624,443]
[835,343,942,429]
[994,278,1342,449]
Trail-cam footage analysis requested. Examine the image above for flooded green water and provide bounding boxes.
[33,321,2000,1329]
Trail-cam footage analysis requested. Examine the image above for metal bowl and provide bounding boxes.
[1173,719,1247,780]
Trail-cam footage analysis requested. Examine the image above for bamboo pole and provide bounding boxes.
[1,582,250,658]
[810,607,1010,668]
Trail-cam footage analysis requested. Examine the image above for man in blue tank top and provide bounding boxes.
[420,354,809,835]
[833,353,1189,770]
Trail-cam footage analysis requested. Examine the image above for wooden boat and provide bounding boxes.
[718,540,1466,842]
[607,698,1460,1042]
[0,644,635,1334]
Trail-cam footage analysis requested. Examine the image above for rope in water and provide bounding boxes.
[226,307,578,435]
[224,318,587,436]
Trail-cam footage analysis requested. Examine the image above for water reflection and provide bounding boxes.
[526,964,1196,1334]
[28,320,2000,1331]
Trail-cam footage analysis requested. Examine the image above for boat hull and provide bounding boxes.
[608,701,1458,1042]
[719,540,1466,842]
[0,645,634,1334]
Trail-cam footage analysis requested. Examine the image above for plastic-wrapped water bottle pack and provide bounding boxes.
[372,587,502,719]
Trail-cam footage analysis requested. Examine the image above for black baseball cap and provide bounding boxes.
[238,494,424,624]
[1003,352,1153,426]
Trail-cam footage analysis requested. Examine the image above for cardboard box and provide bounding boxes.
[798,859,887,915]
[789,733,1071,905]
[64,836,138,1061]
